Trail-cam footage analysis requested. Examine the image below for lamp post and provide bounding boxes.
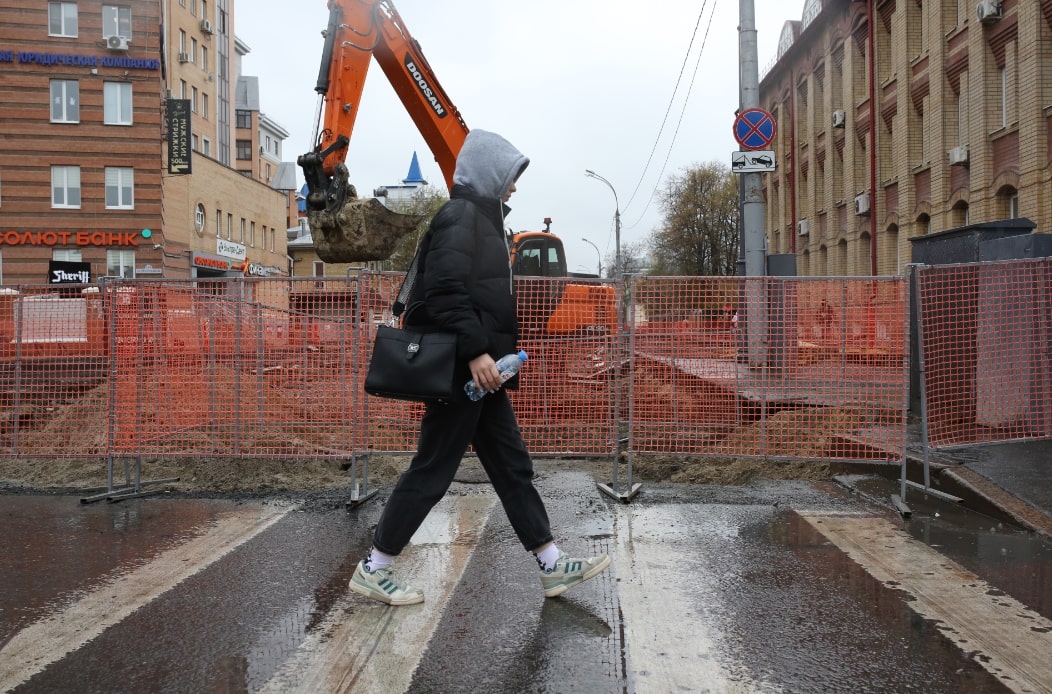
[581,237,602,277]
[584,169,620,277]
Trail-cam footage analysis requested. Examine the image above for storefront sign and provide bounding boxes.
[0,51,160,71]
[247,263,282,277]
[167,99,191,174]
[48,260,91,285]
[192,253,233,272]
[217,239,246,260]
[0,231,141,247]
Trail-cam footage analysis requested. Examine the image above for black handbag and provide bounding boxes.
[364,245,458,402]
[364,325,457,402]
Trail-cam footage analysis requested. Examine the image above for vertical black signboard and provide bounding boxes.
[167,99,192,174]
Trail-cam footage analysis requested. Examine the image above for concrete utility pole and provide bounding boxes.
[739,0,768,367]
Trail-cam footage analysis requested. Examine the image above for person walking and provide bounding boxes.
[350,130,611,606]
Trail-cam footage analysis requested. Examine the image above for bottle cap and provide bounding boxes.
[517,350,528,361]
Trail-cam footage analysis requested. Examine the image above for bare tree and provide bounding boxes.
[648,162,739,276]
[603,239,649,277]
[386,186,448,271]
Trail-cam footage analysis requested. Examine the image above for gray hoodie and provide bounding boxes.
[452,130,530,200]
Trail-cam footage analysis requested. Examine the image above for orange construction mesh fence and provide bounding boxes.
[0,273,912,470]
[627,276,908,460]
[915,258,1052,449]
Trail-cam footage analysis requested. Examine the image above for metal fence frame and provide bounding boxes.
[0,272,928,505]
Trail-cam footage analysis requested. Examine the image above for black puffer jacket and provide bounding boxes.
[405,130,529,389]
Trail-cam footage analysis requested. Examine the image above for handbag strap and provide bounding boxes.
[391,243,422,319]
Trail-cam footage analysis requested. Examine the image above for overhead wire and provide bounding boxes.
[621,0,720,232]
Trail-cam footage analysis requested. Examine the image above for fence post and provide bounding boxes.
[597,273,641,502]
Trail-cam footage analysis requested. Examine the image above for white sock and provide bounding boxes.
[535,543,561,572]
[365,547,393,572]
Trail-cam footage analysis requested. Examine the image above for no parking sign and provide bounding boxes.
[733,108,777,151]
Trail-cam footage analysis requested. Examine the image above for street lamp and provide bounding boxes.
[584,169,620,277]
[581,237,602,277]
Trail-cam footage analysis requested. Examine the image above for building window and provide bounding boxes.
[50,80,79,123]
[236,110,252,129]
[53,249,82,262]
[236,140,252,160]
[102,5,132,39]
[179,79,187,99]
[215,209,221,238]
[195,203,206,233]
[1000,67,1008,129]
[313,261,323,277]
[244,221,250,244]
[51,166,81,208]
[191,86,198,113]
[191,37,198,61]
[226,213,232,239]
[190,0,196,16]
[103,82,133,125]
[239,218,245,242]
[179,29,186,51]
[1006,190,1019,218]
[201,92,209,120]
[201,45,208,70]
[48,2,78,37]
[105,167,134,209]
[191,134,199,151]
[201,137,211,157]
[106,250,135,279]
[270,228,276,252]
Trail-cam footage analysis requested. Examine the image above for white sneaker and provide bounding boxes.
[349,560,424,605]
[539,552,611,598]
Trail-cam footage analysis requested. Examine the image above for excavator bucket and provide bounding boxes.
[308,196,423,263]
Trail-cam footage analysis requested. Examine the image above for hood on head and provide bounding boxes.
[452,129,529,199]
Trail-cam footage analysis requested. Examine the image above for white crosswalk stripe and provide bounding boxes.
[0,503,293,692]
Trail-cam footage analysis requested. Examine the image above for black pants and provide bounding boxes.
[372,389,554,556]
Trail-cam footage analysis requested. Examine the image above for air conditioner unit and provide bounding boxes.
[976,0,1003,24]
[831,109,846,128]
[797,220,810,236]
[855,192,871,216]
[106,35,129,51]
[948,145,970,166]
[177,51,190,63]
[200,19,216,34]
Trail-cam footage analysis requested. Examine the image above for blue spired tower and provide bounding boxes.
[378,152,429,210]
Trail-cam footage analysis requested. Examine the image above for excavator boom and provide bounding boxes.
[298,0,468,262]
[296,1,614,338]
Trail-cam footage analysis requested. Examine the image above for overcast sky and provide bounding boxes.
[236,0,792,273]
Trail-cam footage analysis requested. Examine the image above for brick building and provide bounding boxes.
[0,0,292,287]
[759,0,1049,276]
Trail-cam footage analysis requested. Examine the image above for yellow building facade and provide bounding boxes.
[760,0,1050,276]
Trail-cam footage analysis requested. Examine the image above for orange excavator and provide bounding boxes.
[297,0,616,335]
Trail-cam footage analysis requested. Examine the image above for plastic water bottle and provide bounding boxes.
[464,350,528,401]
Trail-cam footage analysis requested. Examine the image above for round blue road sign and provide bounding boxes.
[733,108,777,151]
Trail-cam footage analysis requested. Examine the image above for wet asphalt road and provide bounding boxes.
[1,467,1051,694]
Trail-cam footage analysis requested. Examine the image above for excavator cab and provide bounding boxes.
[511,232,567,278]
